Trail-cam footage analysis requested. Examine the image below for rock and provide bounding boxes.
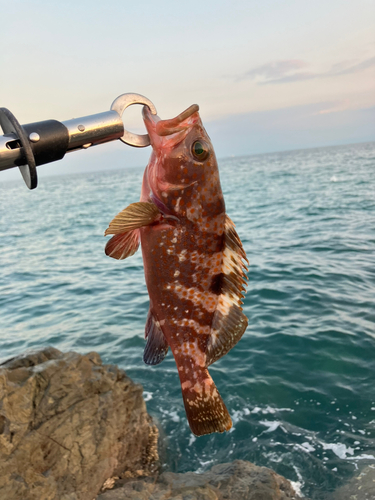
[96,459,304,500]
[0,347,158,500]
[330,465,375,500]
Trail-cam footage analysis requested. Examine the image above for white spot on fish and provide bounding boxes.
[210,330,219,345]
[178,249,187,262]
[174,318,210,335]
[174,270,180,277]
[193,382,203,394]
[217,293,232,316]
[162,191,168,198]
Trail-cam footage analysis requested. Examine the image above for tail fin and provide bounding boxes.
[180,368,232,436]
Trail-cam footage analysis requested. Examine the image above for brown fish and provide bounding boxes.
[105,104,248,436]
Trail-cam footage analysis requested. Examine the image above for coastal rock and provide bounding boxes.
[0,347,158,500]
[331,465,375,500]
[97,459,304,500]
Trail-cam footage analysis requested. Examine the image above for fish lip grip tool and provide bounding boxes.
[0,93,157,189]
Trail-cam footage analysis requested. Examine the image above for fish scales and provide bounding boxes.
[105,103,248,436]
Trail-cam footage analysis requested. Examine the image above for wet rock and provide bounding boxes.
[96,459,304,500]
[331,465,375,500]
[0,347,158,500]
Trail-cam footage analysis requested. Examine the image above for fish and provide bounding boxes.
[104,104,248,436]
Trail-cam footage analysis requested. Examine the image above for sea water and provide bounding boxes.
[1,142,374,499]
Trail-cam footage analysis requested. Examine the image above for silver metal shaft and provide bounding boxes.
[0,93,158,188]
[0,110,124,172]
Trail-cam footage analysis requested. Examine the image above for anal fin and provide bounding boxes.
[105,229,140,260]
[143,310,169,365]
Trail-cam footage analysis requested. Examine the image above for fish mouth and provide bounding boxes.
[143,104,200,143]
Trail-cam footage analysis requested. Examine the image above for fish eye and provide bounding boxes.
[191,140,210,161]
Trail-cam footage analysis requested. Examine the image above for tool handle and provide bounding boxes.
[0,93,157,189]
[0,110,124,181]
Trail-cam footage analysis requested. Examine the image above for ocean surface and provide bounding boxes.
[1,142,375,499]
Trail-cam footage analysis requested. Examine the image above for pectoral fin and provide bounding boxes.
[105,229,140,260]
[104,202,160,236]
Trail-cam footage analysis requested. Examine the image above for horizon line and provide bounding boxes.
[0,139,374,187]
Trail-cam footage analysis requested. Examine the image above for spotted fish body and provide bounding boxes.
[105,104,248,436]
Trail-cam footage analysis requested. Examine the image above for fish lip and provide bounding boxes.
[142,106,160,145]
[143,104,200,139]
[156,104,199,137]
[142,105,159,124]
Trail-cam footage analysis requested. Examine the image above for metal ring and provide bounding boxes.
[110,93,157,148]
[0,108,38,189]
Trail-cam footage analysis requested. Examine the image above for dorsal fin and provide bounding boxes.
[143,310,169,365]
[206,215,248,366]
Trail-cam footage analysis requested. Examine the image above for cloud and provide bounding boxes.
[242,56,375,85]
[243,59,307,80]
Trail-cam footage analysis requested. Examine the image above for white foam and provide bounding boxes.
[251,405,294,415]
[143,391,153,401]
[264,451,283,463]
[159,407,181,423]
[291,465,305,497]
[230,407,251,430]
[294,442,316,453]
[259,420,281,433]
[196,459,214,473]
[290,481,304,497]
[188,435,196,446]
[320,442,354,459]
[346,454,375,460]
[169,411,180,423]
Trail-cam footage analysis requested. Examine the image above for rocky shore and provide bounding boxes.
[0,348,158,500]
[0,348,372,500]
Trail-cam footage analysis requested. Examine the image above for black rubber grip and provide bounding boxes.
[23,120,69,167]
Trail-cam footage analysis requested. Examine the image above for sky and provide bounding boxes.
[1,0,374,183]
